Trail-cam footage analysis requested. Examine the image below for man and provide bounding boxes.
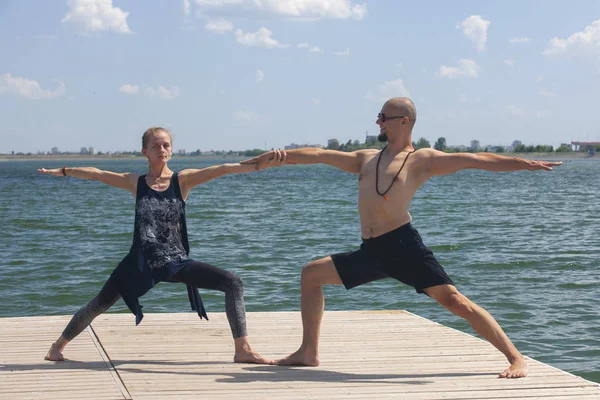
[244,97,561,378]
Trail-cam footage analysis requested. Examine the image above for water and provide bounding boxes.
[1,157,599,382]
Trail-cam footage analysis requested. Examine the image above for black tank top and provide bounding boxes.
[110,172,207,325]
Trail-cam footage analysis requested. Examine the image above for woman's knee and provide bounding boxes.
[222,272,244,294]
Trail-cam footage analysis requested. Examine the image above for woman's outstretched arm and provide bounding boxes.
[179,155,285,199]
[37,167,138,196]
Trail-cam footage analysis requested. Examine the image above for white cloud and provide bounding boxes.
[204,18,233,33]
[62,0,132,34]
[235,27,288,48]
[506,104,525,116]
[119,84,139,94]
[504,59,515,66]
[256,69,264,83]
[195,0,242,5]
[184,0,191,15]
[0,73,66,99]
[509,37,530,44]
[365,79,410,102]
[539,89,557,97]
[253,0,366,20]
[233,110,258,120]
[312,98,321,105]
[438,59,479,78]
[334,47,350,56]
[297,42,309,48]
[145,86,180,100]
[309,46,323,53]
[543,19,600,56]
[194,0,367,21]
[457,15,490,52]
[536,110,551,118]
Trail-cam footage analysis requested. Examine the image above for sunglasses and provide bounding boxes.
[378,113,407,123]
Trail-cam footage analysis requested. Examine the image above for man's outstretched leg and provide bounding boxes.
[424,284,529,378]
[277,256,343,366]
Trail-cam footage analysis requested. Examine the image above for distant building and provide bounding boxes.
[80,147,89,155]
[88,147,95,156]
[178,149,187,155]
[365,134,377,145]
[51,147,59,155]
[470,140,480,150]
[571,141,600,152]
[284,143,323,150]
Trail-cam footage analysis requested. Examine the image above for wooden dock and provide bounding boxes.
[1,311,598,399]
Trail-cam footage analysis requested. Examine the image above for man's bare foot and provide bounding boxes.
[277,349,319,366]
[499,358,529,378]
[234,350,273,365]
[44,343,65,362]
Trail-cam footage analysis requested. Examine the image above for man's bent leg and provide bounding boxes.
[424,284,529,378]
[277,256,343,366]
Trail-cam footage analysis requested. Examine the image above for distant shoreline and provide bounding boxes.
[0,155,242,162]
[0,152,595,162]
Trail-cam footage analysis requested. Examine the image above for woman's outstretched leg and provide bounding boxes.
[171,261,272,364]
[45,278,121,361]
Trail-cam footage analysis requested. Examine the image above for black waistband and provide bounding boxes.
[362,222,414,244]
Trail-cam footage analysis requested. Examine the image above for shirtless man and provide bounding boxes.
[245,97,561,378]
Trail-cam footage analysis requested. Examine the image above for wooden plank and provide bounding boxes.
[0,316,128,400]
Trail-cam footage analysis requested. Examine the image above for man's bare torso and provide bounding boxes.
[358,149,428,238]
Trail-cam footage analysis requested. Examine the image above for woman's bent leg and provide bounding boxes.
[172,261,272,364]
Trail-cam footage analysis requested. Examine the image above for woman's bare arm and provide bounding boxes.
[37,167,138,196]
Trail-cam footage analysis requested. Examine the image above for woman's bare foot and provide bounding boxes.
[277,348,319,366]
[44,342,65,362]
[499,358,529,378]
[233,349,273,364]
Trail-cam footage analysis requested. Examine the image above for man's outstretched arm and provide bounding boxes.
[421,148,562,177]
[242,148,371,174]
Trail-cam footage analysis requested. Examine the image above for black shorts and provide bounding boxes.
[331,223,454,293]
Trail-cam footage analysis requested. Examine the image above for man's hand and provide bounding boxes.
[37,168,64,176]
[523,160,562,171]
[241,149,287,170]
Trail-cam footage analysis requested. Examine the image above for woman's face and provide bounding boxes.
[142,131,172,164]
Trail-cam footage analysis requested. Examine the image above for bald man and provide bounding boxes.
[244,97,561,378]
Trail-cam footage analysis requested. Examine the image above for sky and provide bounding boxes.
[1,0,600,153]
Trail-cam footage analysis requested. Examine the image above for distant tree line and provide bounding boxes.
[325,136,580,153]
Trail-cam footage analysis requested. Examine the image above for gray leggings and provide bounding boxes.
[61,261,248,341]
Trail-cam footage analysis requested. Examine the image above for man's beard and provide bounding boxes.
[377,132,388,142]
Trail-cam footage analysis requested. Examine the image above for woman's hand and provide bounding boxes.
[241,150,287,170]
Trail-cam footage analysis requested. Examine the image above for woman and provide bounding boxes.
[38,127,279,364]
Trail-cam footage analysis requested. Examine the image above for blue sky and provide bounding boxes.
[1,0,600,153]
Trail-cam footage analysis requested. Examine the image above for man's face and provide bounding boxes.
[376,107,406,142]
[142,131,172,163]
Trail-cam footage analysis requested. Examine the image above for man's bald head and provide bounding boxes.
[382,97,417,128]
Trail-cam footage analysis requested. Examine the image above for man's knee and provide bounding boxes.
[433,289,475,317]
[300,262,322,288]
